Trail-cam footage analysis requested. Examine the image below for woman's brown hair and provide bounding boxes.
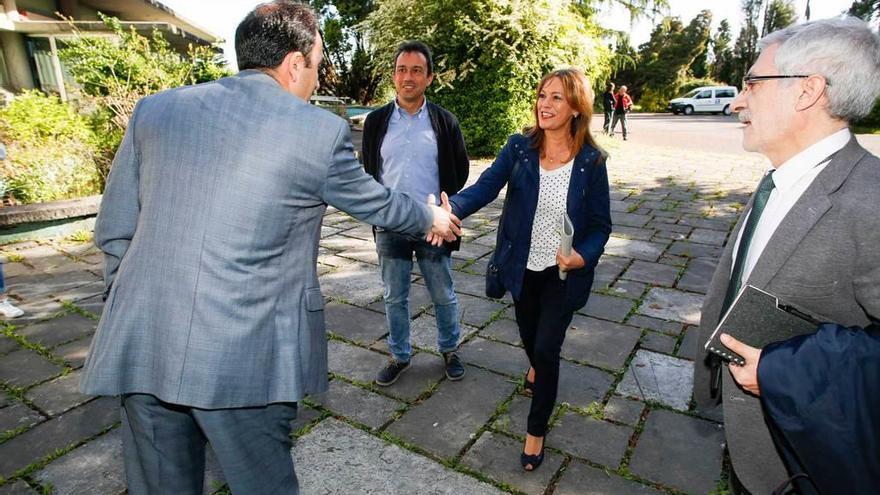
[525,68,605,160]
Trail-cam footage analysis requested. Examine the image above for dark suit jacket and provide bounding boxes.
[693,137,880,493]
[759,323,880,495]
[449,133,611,311]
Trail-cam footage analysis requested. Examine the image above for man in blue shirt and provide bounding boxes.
[362,41,470,386]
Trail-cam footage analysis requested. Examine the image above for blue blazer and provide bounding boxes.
[449,133,611,311]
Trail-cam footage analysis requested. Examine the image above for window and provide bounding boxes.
[695,90,712,99]
[715,89,736,98]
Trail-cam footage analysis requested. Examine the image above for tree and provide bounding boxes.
[762,0,797,36]
[631,10,713,109]
[731,0,762,90]
[848,0,880,28]
[309,0,382,103]
[365,0,612,155]
[711,19,735,84]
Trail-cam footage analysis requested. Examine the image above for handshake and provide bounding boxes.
[426,191,462,246]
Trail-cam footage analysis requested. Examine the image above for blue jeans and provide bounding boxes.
[376,230,460,362]
[0,262,6,293]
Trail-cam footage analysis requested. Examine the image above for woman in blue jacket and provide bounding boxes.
[447,68,611,470]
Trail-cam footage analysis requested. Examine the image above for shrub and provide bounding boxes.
[0,91,103,203]
[365,0,612,155]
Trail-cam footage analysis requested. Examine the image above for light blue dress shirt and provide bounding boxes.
[380,98,439,205]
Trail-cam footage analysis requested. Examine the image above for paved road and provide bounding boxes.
[592,112,880,157]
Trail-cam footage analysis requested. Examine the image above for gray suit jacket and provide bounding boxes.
[80,71,432,409]
[693,137,880,493]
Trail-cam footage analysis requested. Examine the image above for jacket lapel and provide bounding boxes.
[745,137,866,289]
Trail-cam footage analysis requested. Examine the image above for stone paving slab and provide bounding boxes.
[557,360,615,409]
[639,288,703,326]
[387,366,514,459]
[461,431,564,495]
[554,460,664,495]
[640,330,677,354]
[0,397,118,479]
[24,371,92,417]
[457,337,529,377]
[34,429,126,495]
[319,261,384,305]
[0,481,35,494]
[294,419,505,495]
[0,402,44,434]
[604,395,645,426]
[563,316,641,371]
[323,302,388,345]
[578,293,633,323]
[479,318,521,346]
[15,312,95,349]
[547,411,632,468]
[621,260,680,287]
[677,257,718,294]
[50,337,92,369]
[0,349,63,389]
[628,409,725,495]
[490,394,531,437]
[616,350,694,411]
[326,340,389,384]
[312,379,402,430]
[603,237,666,262]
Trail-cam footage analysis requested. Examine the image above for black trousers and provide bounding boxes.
[514,266,575,436]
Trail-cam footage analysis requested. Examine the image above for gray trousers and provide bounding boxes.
[121,394,299,495]
[610,112,628,138]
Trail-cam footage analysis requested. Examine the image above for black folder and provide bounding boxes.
[703,285,826,365]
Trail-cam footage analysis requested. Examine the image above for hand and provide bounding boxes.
[721,333,762,396]
[426,192,461,246]
[556,247,585,273]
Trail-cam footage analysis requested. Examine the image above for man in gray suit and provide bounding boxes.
[79,2,459,494]
[692,17,880,495]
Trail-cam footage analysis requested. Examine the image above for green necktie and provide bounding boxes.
[720,170,776,315]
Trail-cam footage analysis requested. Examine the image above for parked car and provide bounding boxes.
[668,86,738,116]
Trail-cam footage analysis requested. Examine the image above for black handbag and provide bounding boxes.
[484,157,522,299]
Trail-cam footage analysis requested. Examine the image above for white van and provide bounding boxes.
[668,86,738,116]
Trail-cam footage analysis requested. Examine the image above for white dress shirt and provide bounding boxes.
[732,128,851,286]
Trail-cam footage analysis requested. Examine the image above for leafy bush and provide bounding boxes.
[365,0,612,155]
[0,91,104,203]
[60,13,231,144]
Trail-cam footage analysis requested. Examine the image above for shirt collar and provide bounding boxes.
[771,128,850,193]
[392,97,428,121]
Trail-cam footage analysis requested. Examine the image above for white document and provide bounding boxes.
[559,213,574,280]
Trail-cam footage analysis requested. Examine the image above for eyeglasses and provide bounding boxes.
[741,74,830,92]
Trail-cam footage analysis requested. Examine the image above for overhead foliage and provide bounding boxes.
[365,0,613,155]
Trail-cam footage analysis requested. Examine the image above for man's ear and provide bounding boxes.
[281,51,306,83]
[795,75,828,112]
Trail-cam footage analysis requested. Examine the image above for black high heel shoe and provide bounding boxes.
[523,373,535,397]
[520,436,545,471]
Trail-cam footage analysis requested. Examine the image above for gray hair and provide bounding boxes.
[759,16,880,122]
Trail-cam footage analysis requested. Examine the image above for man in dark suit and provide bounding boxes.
[80,2,459,493]
[692,17,880,495]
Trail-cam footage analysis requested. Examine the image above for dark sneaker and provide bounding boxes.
[376,359,410,386]
[443,352,465,381]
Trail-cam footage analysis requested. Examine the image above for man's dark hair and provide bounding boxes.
[235,1,318,71]
[606,82,615,91]
[393,41,433,75]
